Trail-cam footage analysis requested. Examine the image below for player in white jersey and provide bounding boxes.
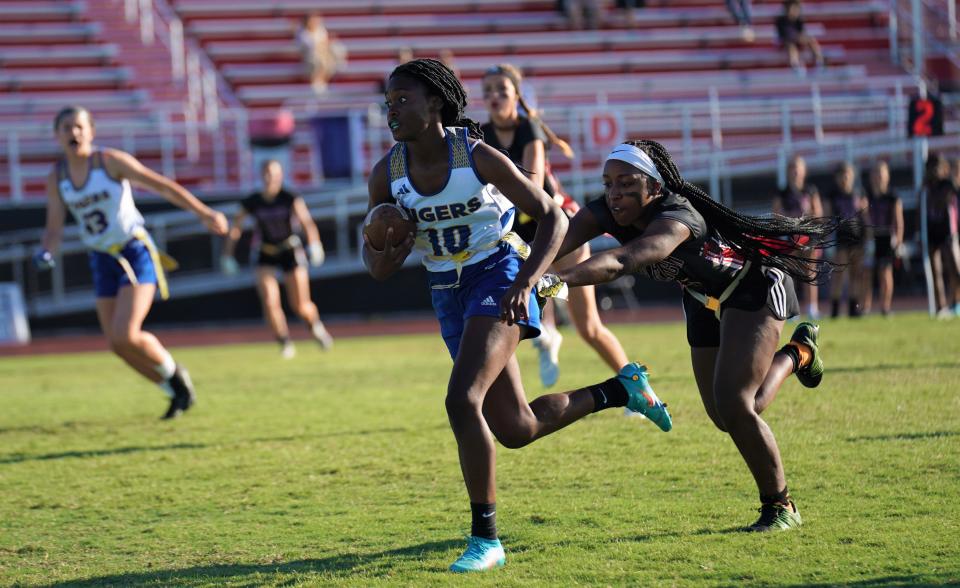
[363,59,672,573]
[35,106,229,419]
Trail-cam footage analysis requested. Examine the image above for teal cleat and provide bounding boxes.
[618,363,672,432]
[449,536,505,573]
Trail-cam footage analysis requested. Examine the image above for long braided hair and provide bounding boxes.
[629,139,848,284]
[389,58,483,140]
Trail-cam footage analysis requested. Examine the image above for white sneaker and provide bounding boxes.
[311,323,334,350]
[532,330,562,387]
[281,342,296,359]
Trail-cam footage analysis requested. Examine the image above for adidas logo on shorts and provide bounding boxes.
[480,296,497,307]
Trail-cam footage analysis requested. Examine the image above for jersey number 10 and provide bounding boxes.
[425,225,470,257]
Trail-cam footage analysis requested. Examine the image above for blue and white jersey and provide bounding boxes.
[58,151,144,253]
[388,127,515,273]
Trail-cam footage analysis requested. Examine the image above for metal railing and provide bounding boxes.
[120,0,241,128]
[891,0,960,73]
[6,127,958,318]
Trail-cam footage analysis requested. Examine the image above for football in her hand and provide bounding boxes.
[363,203,416,250]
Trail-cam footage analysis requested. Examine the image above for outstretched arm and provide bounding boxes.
[103,148,228,236]
[553,205,603,263]
[41,169,66,255]
[222,207,248,259]
[363,156,414,281]
[555,218,690,287]
[292,196,325,266]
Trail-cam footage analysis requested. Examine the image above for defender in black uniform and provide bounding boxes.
[548,140,852,532]
[222,159,333,357]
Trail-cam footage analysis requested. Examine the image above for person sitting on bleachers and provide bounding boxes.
[296,13,347,94]
[727,0,755,42]
[556,0,600,30]
[775,0,824,75]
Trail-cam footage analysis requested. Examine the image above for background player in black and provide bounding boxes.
[544,140,854,532]
[222,159,333,357]
[920,153,960,317]
[824,162,869,317]
[773,154,823,318]
[481,63,631,390]
[864,160,903,316]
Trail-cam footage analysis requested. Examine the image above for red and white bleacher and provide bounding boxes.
[0,0,922,203]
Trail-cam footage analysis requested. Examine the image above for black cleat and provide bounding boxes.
[161,364,196,420]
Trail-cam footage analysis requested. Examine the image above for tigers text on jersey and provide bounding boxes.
[387,127,515,273]
[57,152,144,252]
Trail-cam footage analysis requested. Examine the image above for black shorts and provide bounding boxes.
[874,235,894,266]
[257,245,306,272]
[683,265,800,348]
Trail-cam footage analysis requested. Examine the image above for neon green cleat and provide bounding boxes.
[790,322,823,388]
[617,363,672,432]
[745,501,802,532]
[449,536,505,573]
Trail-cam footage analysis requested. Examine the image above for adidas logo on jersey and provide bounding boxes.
[396,184,411,196]
[480,296,497,307]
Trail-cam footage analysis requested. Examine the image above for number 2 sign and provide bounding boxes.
[907,96,944,137]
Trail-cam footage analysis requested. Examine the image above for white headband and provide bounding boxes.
[605,144,664,185]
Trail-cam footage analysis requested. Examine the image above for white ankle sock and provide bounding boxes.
[154,351,177,380]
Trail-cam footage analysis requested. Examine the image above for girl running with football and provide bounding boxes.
[363,59,672,573]
[36,106,228,419]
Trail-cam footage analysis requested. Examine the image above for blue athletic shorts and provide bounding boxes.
[429,242,542,359]
[89,238,158,298]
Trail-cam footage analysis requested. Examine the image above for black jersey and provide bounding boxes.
[241,188,298,245]
[481,117,555,198]
[586,192,747,296]
[778,184,817,218]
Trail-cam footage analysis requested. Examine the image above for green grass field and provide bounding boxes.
[1,313,959,587]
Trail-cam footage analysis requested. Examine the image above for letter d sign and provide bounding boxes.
[586,110,624,151]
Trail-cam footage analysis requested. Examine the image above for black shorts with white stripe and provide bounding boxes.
[682,264,800,348]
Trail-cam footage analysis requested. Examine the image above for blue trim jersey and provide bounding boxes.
[387,127,515,273]
[57,151,144,253]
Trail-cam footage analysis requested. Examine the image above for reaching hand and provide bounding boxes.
[33,249,56,271]
[500,281,533,326]
[309,242,325,267]
[204,211,229,237]
[220,255,239,276]
[536,273,568,300]
[363,227,414,280]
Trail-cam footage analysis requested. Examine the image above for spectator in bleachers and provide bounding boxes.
[727,0,755,42]
[296,13,347,94]
[439,49,461,80]
[773,154,823,318]
[824,162,869,318]
[865,160,903,317]
[920,152,960,318]
[614,0,643,28]
[775,0,823,75]
[556,0,600,30]
[951,157,960,192]
[480,63,629,390]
